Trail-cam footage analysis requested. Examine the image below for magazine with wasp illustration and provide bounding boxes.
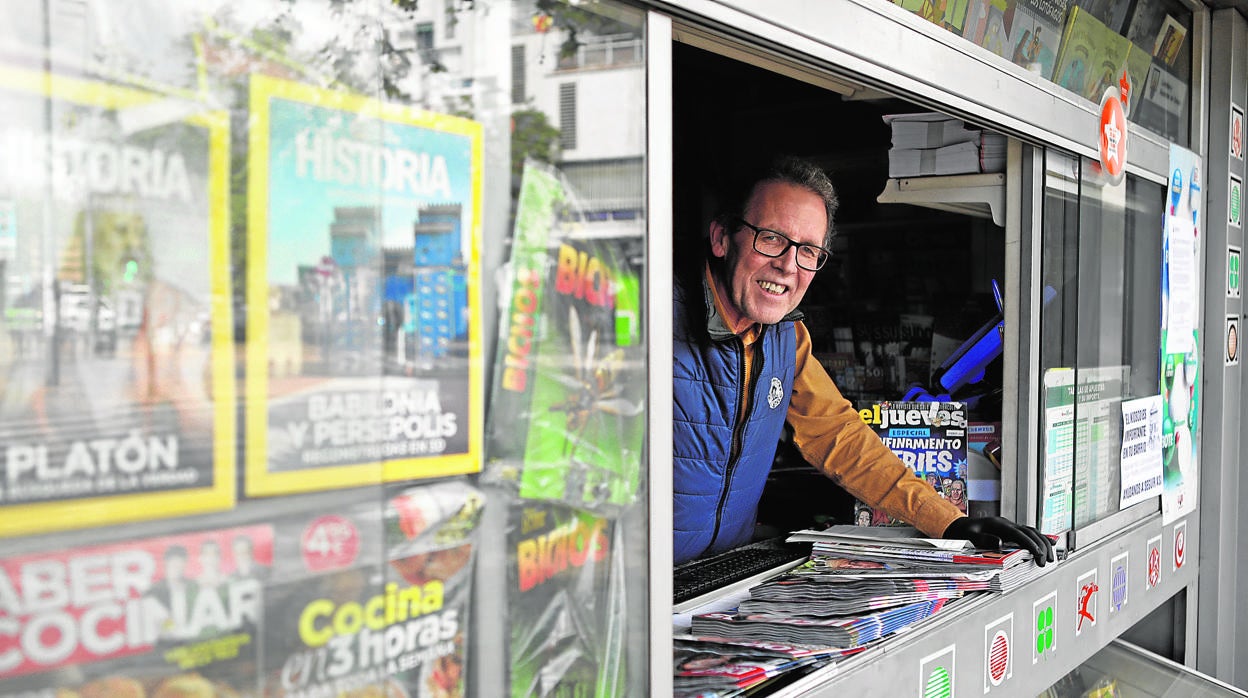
[506,500,627,698]
[483,160,645,513]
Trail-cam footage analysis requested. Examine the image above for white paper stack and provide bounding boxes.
[884,112,1007,177]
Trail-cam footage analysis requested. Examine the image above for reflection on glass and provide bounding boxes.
[1039,151,1163,533]
[0,0,649,695]
[896,0,1192,144]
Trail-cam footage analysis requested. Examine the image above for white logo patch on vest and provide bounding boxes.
[768,377,784,409]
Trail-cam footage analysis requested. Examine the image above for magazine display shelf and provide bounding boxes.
[684,514,1197,697]
[876,172,1007,226]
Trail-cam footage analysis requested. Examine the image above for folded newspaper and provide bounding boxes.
[691,598,951,647]
[787,524,973,550]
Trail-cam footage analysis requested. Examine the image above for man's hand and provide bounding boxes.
[944,516,1055,567]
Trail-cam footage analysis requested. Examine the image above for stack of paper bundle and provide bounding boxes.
[885,112,1007,177]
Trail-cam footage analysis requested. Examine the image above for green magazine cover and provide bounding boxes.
[1054,7,1129,102]
[506,501,626,698]
[484,160,645,513]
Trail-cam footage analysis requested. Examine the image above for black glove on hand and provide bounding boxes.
[944,516,1055,567]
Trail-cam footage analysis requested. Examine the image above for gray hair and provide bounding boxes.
[716,155,839,249]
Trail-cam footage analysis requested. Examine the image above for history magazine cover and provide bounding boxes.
[0,65,236,537]
[484,160,645,514]
[0,524,272,697]
[506,501,626,698]
[244,73,484,497]
[854,401,969,525]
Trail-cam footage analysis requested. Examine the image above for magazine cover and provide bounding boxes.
[245,73,484,496]
[0,65,236,538]
[506,501,626,698]
[1123,42,1154,117]
[261,496,387,698]
[260,481,481,698]
[1054,7,1130,102]
[894,0,969,31]
[1067,0,1129,33]
[963,0,1017,58]
[385,480,484,698]
[0,525,271,696]
[483,161,645,513]
[1006,0,1069,78]
[854,401,969,524]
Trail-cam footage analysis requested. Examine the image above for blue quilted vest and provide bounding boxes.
[672,279,797,565]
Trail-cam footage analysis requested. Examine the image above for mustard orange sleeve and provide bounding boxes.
[788,321,965,537]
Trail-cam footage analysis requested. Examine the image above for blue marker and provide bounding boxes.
[1170,167,1183,214]
[1189,165,1201,224]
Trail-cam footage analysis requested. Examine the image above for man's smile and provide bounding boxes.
[758,280,788,295]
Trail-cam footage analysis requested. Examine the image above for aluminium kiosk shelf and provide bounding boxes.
[876,172,1007,227]
[678,513,1198,697]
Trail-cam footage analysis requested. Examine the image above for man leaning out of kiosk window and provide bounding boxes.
[671,155,1054,567]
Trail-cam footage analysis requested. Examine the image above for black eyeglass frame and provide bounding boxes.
[735,218,830,271]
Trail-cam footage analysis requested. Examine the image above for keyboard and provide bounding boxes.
[674,539,809,605]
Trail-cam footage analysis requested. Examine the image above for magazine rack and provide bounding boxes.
[876,172,1007,226]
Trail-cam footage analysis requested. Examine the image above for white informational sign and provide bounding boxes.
[1041,369,1075,535]
[1119,395,1164,508]
[1162,145,1202,525]
[1165,216,1197,355]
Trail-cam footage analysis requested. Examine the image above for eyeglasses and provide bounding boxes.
[736,218,829,271]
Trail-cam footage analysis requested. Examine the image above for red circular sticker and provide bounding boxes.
[988,630,1010,685]
[301,515,360,572]
[1098,90,1127,181]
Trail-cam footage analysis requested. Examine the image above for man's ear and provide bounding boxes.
[708,219,729,259]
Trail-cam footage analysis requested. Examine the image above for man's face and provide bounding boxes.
[709,181,826,326]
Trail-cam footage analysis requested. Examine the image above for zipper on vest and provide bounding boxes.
[709,336,752,549]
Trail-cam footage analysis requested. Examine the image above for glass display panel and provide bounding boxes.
[1042,640,1248,697]
[1038,150,1164,535]
[0,0,650,695]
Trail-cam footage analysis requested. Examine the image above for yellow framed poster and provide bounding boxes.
[0,65,235,537]
[245,74,483,496]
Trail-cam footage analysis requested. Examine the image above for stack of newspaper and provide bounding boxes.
[884,112,1007,177]
[785,525,1053,594]
[673,636,862,698]
[686,526,1054,651]
[691,597,952,648]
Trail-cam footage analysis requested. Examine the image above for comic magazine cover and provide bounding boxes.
[506,501,626,698]
[1006,0,1069,79]
[1053,7,1130,102]
[0,525,271,697]
[244,73,484,497]
[483,161,645,513]
[0,65,236,538]
[963,0,1017,58]
[854,401,969,525]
